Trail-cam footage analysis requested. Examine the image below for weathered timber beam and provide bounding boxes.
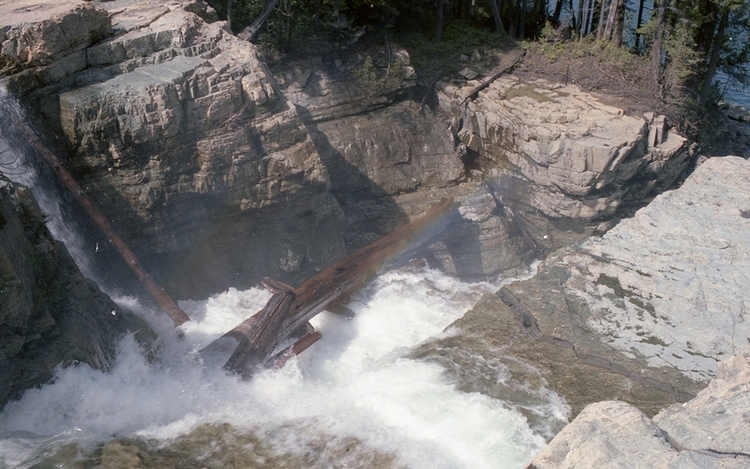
[205,198,459,373]
[284,198,459,334]
[18,121,191,326]
[269,328,323,369]
[223,289,295,376]
[237,0,279,42]
[459,50,526,106]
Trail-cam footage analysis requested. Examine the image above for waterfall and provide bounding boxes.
[0,85,96,278]
[0,84,568,468]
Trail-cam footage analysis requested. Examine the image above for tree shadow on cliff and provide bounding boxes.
[294,104,409,251]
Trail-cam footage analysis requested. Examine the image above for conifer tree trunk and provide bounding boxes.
[597,0,609,39]
[700,7,730,104]
[568,0,577,31]
[226,0,232,32]
[602,0,619,40]
[611,0,625,46]
[552,0,563,24]
[436,0,444,42]
[634,0,646,50]
[571,0,586,37]
[650,0,669,84]
[489,0,506,35]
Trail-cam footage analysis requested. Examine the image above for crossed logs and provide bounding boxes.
[11,87,459,378]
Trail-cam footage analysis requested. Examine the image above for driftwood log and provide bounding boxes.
[12,112,191,326]
[459,50,527,106]
[207,198,460,377]
[238,0,279,42]
[224,289,295,377]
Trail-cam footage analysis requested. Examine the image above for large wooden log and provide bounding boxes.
[223,289,295,376]
[13,113,191,326]
[459,50,526,106]
[202,198,459,373]
[284,197,459,334]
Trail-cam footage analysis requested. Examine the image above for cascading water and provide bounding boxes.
[0,84,569,468]
[0,85,96,279]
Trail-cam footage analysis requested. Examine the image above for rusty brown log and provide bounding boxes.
[459,50,526,106]
[205,198,459,373]
[284,197,458,333]
[19,124,191,326]
[223,289,295,376]
[269,329,323,369]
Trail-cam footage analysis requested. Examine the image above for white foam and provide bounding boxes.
[0,268,557,468]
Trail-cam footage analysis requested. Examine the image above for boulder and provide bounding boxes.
[530,354,750,468]
[0,0,110,75]
[437,77,694,255]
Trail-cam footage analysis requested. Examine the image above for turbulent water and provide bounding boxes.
[0,269,563,468]
[0,82,568,468]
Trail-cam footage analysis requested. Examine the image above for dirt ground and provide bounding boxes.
[265,32,749,157]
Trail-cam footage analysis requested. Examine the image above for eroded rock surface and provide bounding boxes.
[418,156,749,419]
[0,175,153,409]
[0,0,694,301]
[530,354,750,468]
[2,0,346,298]
[438,76,694,255]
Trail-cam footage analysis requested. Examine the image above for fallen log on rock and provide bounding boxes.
[7,105,191,326]
[204,198,459,377]
[223,289,295,377]
[238,0,279,42]
[459,50,526,106]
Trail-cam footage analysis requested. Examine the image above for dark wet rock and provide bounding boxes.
[0,175,154,409]
[40,422,402,468]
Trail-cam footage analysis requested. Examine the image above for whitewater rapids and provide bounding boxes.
[0,266,569,468]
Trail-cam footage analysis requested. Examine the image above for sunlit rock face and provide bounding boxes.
[430,156,750,420]
[438,77,694,254]
[2,0,346,298]
[0,175,152,409]
[0,0,695,298]
[530,354,750,468]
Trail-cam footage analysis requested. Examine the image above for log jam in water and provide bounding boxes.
[0,268,568,468]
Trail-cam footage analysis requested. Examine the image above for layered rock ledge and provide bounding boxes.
[414,156,749,442]
[1,0,694,300]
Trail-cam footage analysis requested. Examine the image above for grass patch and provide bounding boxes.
[503,85,552,103]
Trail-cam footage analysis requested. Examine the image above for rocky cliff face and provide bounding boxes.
[3,0,347,298]
[0,0,694,300]
[439,76,693,254]
[0,174,152,409]
[416,156,749,423]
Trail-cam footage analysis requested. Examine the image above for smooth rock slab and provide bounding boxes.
[529,354,750,468]
[655,354,750,456]
[573,156,750,381]
[426,156,749,422]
